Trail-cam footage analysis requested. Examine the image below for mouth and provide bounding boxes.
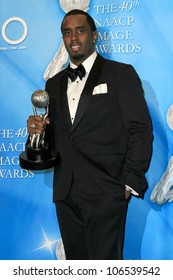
[71,44,81,52]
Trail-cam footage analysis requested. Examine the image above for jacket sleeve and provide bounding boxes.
[119,65,153,198]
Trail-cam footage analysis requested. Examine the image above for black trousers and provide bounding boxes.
[55,179,128,260]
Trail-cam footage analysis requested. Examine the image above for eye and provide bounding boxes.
[77,28,85,34]
[63,30,71,37]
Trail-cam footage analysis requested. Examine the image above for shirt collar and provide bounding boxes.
[69,52,97,74]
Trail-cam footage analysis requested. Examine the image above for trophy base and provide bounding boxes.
[19,145,59,170]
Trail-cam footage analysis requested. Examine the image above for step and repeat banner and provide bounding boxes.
[0,0,173,260]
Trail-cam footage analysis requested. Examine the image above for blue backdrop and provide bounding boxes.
[0,0,173,260]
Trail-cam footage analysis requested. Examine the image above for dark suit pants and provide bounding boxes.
[55,180,128,260]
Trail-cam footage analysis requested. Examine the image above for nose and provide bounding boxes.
[71,30,79,41]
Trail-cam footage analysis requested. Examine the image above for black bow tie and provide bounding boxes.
[67,64,86,82]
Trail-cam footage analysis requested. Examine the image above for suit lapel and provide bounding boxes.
[59,72,72,130]
[70,55,105,134]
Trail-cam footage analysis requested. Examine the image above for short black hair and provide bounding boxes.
[61,9,96,33]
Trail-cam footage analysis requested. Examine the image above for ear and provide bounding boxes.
[92,31,98,43]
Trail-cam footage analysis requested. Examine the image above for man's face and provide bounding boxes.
[61,14,97,65]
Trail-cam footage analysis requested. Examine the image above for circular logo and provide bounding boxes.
[2,17,28,45]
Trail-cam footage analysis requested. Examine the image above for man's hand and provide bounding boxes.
[27,115,50,135]
[125,189,132,200]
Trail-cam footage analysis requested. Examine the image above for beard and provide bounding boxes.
[72,54,85,60]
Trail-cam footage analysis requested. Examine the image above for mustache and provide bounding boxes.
[69,42,82,48]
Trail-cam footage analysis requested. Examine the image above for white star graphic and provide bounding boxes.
[34,226,59,256]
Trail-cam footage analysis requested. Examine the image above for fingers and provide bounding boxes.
[125,189,132,200]
[45,118,50,125]
[27,116,48,135]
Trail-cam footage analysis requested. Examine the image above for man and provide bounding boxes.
[27,9,153,260]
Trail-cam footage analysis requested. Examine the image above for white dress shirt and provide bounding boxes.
[67,51,97,123]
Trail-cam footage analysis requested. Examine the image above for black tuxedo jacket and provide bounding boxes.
[45,54,153,201]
